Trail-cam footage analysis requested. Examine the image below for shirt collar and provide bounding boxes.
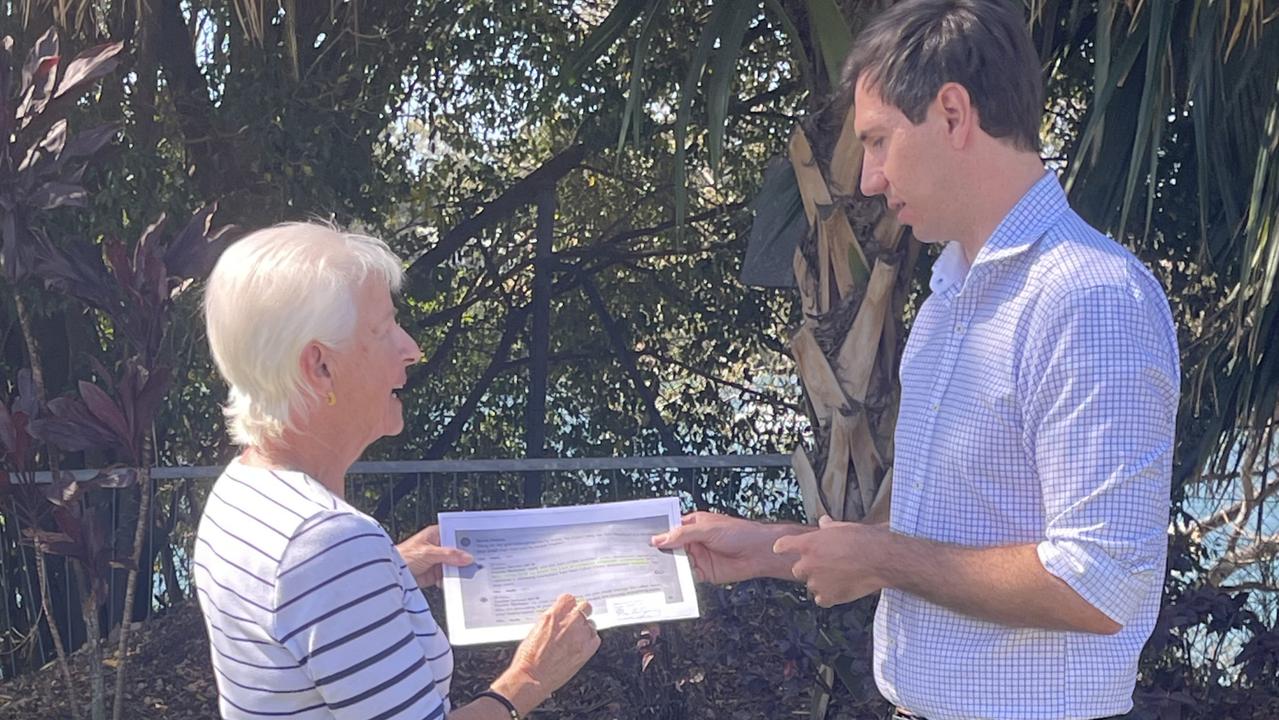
[927,169,1067,295]
[972,169,1068,266]
[929,241,970,295]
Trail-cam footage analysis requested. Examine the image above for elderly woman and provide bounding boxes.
[195,222,599,719]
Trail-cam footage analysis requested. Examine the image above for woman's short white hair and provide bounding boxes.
[203,221,404,447]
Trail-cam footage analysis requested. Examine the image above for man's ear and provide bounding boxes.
[936,81,976,149]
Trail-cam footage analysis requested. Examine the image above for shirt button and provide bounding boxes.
[913,482,923,490]
[930,403,940,413]
[954,322,966,334]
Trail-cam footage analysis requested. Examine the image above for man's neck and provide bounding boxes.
[954,152,1048,264]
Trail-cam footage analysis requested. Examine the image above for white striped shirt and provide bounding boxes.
[193,459,453,719]
[876,171,1179,719]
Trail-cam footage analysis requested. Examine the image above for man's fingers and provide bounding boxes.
[651,526,684,548]
[417,546,473,567]
[772,535,800,555]
[441,547,474,566]
[790,561,808,582]
[817,515,851,530]
[686,544,711,583]
[651,512,720,547]
[652,523,715,550]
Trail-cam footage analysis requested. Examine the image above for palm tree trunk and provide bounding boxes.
[788,112,907,526]
[786,105,914,720]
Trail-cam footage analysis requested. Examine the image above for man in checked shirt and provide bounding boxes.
[652,1,1179,719]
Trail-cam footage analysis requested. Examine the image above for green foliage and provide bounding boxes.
[0,1,1274,717]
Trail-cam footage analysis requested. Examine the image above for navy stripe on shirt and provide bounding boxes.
[314,632,416,686]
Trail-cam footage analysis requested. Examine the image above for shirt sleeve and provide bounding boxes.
[1020,281,1179,626]
[272,511,447,720]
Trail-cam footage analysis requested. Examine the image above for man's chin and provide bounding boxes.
[904,224,945,245]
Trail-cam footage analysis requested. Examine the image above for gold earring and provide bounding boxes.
[326,391,337,407]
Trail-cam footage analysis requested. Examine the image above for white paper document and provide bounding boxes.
[438,497,700,645]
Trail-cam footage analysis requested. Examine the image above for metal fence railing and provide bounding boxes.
[1,455,797,681]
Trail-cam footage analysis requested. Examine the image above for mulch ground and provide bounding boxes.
[0,583,880,719]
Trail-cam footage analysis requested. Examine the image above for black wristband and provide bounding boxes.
[476,689,520,719]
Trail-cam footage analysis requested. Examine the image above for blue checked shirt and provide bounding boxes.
[874,171,1179,720]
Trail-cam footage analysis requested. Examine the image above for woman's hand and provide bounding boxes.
[395,525,473,588]
[489,594,601,714]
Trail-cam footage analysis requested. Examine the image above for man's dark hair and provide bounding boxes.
[836,0,1044,152]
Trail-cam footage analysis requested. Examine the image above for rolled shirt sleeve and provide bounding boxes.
[1021,281,1179,626]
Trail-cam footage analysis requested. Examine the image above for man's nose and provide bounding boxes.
[860,161,887,198]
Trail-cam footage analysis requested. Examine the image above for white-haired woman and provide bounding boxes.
[195,222,599,719]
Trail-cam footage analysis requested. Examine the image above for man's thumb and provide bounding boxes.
[445,548,474,566]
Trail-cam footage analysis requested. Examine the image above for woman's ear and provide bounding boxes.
[299,342,333,392]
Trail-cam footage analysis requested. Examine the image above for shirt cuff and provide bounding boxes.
[1036,538,1153,626]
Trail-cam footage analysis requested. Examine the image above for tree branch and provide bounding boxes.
[639,349,803,415]
[1207,532,1279,586]
[404,143,592,280]
[154,0,238,197]
[1192,466,1279,541]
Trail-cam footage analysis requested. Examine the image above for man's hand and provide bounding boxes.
[772,516,889,607]
[396,524,473,588]
[651,511,811,584]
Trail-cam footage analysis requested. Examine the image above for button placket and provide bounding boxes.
[911,297,970,535]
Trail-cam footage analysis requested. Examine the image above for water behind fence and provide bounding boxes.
[0,455,797,681]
